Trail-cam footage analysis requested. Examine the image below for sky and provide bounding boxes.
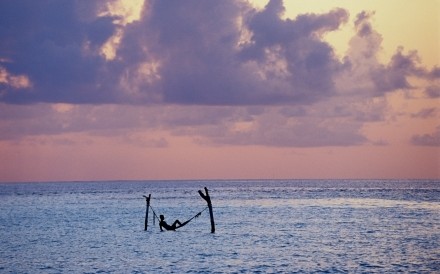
[0,0,439,182]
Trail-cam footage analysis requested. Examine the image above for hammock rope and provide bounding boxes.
[148,205,161,225]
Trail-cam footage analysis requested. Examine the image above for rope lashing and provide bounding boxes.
[148,205,161,225]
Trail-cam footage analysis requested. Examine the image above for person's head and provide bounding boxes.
[160,214,164,221]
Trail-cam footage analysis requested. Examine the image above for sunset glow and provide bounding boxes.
[0,0,438,182]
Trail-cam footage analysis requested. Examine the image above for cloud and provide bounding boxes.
[0,0,438,148]
[340,11,439,98]
[0,0,352,106]
[411,127,440,147]
[0,0,119,104]
[411,108,438,119]
[425,86,440,98]
[159,104,369,147]
[0,103,147,140]
[237,2,349,104]
[0,102,371,147]
[0,67,32,89]
[202,116,368,147]
[1,0,436,106]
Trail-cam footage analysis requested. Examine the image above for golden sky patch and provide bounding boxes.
[250,0,439,67]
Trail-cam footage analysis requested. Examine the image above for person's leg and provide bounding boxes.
[172,220,182,229]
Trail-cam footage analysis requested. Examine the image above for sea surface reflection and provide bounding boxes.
[0,180,439,273]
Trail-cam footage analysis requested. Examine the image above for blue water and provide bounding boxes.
[0,180,439,273]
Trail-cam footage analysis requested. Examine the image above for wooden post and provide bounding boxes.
[143,194,151,231]
[198,187,215,233]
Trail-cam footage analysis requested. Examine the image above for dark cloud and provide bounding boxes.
[0,103,150,140]
[344,12,438,97]
[354,11,375,37]
[0,0,349,106]
[0,102,370,147]
[0,0,119,104]
[1,0,435,106]
[425,86,440,98]
[411,108,437,119]
[372,49,439,96]
[144,0,257,105]
[241,1,348,59]
[411,127,440,146]
[370,50,416,94]
[165,104,369,147]
[198,116,367,147]
[238,2,349,103]
[0,0,437,148]
[430,67,440,79]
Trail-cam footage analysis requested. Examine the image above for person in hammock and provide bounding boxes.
[159,214,188,231]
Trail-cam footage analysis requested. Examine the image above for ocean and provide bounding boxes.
[0,180,439,273]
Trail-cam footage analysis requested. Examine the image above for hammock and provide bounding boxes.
[149,204,208,230]
[143,187,215,233]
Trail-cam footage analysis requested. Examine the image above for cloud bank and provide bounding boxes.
[0,0,438,147]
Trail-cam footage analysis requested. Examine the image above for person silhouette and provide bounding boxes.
[159,214,182,231]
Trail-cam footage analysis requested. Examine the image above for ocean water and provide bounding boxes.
[0,180,439,273]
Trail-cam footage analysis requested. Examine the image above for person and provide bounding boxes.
[159,214,182,231]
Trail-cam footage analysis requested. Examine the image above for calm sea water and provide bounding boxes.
[0,180,439,273]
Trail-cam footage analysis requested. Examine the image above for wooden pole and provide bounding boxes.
[143,194,151,231]
[198,187,215,233]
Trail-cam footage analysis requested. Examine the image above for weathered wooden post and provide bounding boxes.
[143,194,151,231]
[198,187,215,233]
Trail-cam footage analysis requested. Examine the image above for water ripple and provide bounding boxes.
[0,180,439,273]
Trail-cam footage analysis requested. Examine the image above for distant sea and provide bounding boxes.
[0,180,439,273]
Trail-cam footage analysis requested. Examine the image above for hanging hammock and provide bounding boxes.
[143,187,215,233]
[149,204,208,230]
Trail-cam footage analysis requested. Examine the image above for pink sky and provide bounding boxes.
[0,0,438,182]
